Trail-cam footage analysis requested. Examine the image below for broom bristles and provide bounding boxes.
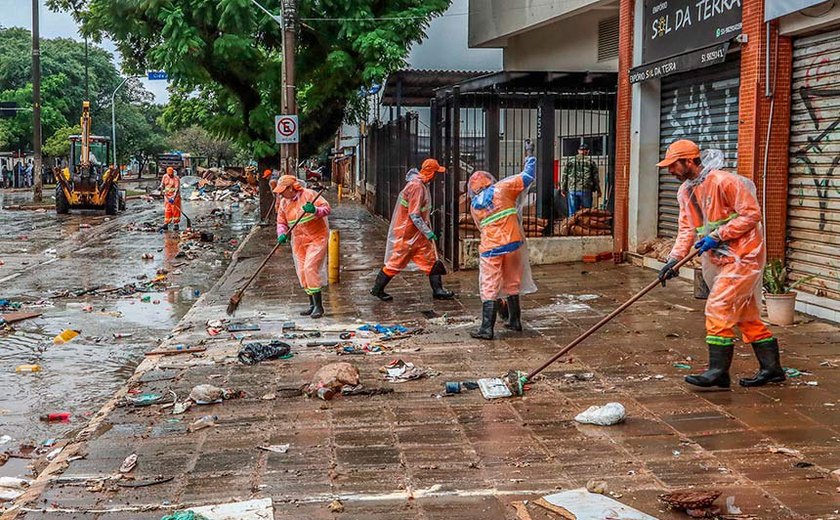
[226,292,242,316]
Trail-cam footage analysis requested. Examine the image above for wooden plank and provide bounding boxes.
[145,346,207,356]
[1,312,43,324]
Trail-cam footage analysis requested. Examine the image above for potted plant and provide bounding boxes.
[762,259,814,326]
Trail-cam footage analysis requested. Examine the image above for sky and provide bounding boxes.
[0,0,502,105]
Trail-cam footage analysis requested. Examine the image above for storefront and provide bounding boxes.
[629,0,743,238]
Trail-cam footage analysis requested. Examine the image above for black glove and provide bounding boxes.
[658,258,680,287]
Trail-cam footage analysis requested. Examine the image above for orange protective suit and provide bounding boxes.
[161,169,181,224]
[382,162,443,276]
[276,184,331,295]
[468,156,538,301]
[668,150,771,346]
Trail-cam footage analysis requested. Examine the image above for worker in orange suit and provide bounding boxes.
[657,139,785,389]
[467,156,538,340]
[370,158,455,301]
[159,167,181,232]
[274,175,331,319]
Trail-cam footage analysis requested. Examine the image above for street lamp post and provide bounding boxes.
[110,76,139,169]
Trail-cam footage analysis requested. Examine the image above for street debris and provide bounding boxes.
[257,444,289,454]
[536,489,656,519]
[53,328,80,344]
[328,499,344,513]
[380,359,434,382]
[585,479,608,494]
[768,445,802,457]
[305,362,360,400]
[189,384,236,404]
[477,377,513,399]
[119,453,138,473]
[15,364,42,373]
[238,340,292,365]
[0,476,31,503]
[39,412,71,422]
[659,489,721,517]
[188,415,218,432]
[575,402,626,426]
[161,511,210,520]
[725,495,742,514]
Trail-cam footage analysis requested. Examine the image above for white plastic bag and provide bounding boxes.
[574,402,626,426]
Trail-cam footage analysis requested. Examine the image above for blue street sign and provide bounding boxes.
[147,71,168,80]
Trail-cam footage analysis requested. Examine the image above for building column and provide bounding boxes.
[613,0,634,260]
[737,1,794,261]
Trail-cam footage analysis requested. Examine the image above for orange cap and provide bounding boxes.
[657,139,701,167]
[272,174,302,193]
[262,169,272,179]
[166,167,174,175]
[418,158,446,182]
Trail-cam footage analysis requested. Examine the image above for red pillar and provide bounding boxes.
[613,0,634,261]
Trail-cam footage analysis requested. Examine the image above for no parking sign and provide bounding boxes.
[275,115,299,144]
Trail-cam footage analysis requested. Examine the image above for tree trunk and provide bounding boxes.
[257,155,279,223]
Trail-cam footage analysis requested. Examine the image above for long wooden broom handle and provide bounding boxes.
[523,249,701,383]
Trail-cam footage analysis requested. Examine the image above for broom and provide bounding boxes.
[226,188,327,316]
[507,249,701,394]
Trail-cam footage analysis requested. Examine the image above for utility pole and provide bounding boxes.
[281,0,297,175]
[31,0,43,202]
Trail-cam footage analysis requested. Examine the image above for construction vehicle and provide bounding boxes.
[55,101,123,215]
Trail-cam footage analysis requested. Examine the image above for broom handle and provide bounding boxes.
[235,188,327,295]
[524,249,700,382]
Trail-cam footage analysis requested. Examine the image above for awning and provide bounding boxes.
[629,42,730,84]
[765,0,832,21]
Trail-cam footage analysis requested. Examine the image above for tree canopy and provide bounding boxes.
[48,0,450,160]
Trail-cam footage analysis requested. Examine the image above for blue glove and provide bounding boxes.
[168,198,175,204]
[695,235,720,255]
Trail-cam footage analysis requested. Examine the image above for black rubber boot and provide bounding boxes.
[158,223,169,233]
[370,270,393,301]
[310,291,324,319]
[504,295,522,331]
[685,343,733,388]
[429,274,455,300]
[470,300,498,340]
[299,295,315,316]
[497,299,509,320]
[173,223,180,231]
[740,338,786,387]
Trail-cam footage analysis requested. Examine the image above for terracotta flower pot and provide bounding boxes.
[765,291,797,326]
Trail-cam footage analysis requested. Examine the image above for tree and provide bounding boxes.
[48,0,450,164]
[43,125,81,158]
[168,125,236,167]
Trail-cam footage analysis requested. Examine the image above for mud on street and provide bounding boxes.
[0,187,257,482]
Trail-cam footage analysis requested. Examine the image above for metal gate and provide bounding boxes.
[787,28,840,300]
[658,58,741,237]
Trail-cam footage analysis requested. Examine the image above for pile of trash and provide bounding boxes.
[0,299,22,312]
[188,166,258,202]
[556,208,613,236]
[637,237,701,268]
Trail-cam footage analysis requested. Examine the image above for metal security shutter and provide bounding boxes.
[658,58,741,237]
[787,29,840,300]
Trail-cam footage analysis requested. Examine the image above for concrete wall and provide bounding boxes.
[461,236,614,269]
[503,8,619,72]
[469,0,612,47]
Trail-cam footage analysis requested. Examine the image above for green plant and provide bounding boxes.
[763,259,815,294]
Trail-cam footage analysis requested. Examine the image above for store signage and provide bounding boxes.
[630,42,729,83]
[642,0,742,63]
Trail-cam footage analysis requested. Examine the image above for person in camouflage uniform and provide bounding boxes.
[560,143,601,216]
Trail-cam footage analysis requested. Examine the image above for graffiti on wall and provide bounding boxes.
[791,58,840,231]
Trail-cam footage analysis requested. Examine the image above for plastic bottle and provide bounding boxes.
[40,412,71,422]
[188,415,218,432]
[15,364,42,373]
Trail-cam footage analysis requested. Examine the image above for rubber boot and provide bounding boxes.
[685,343,733,388]
[158,223,169,233]
[497,299,509,320]
[429,274,455,300]
[310,291,324,319]
[173,223,180,231]
[470,300,498,340]
[504,295,522,331]
[299,295,315,316]
[739,338,786,387]
[370,270,394,301]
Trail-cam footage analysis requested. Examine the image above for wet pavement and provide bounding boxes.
[3,196,839,519]
[0,189,257,482]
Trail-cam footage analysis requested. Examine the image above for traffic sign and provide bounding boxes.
[147,71,168,80]
[275,115,299,144]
